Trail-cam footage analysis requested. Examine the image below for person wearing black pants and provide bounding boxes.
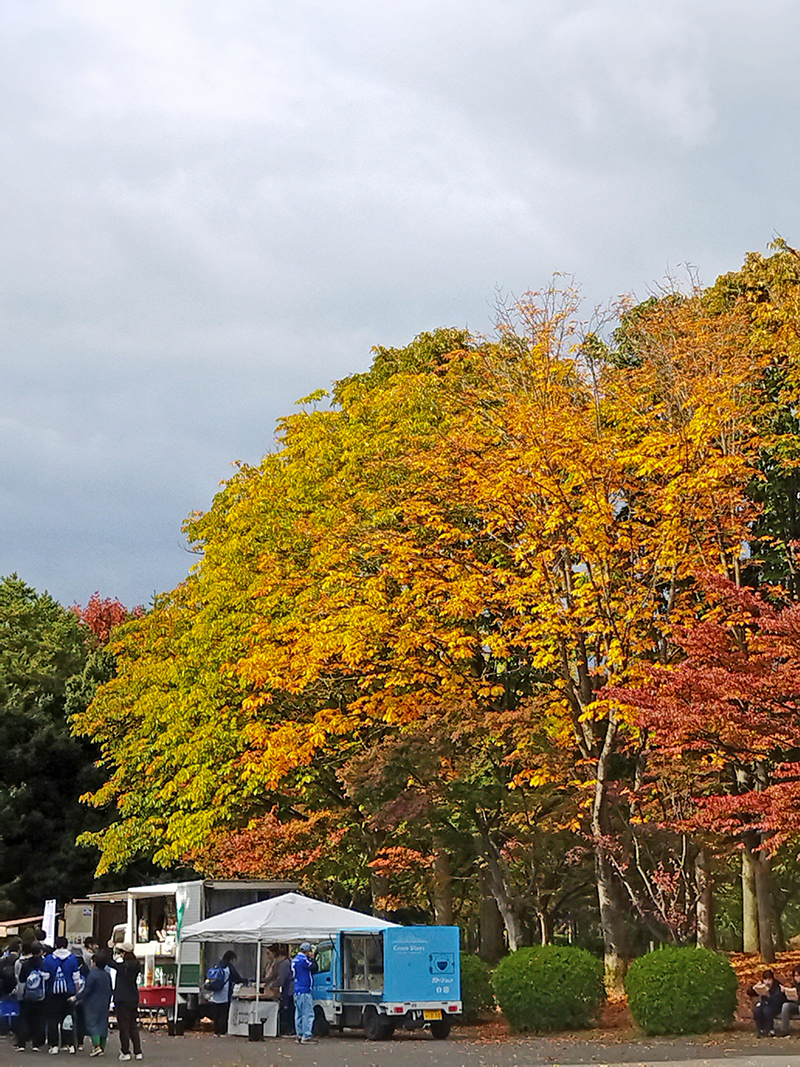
[108,943,142,1060]
[16,945,48,1051]
[47,992,73,1050]
[276,946,294,1036]
[210,951,243,1036]
[748,969,787,1037]
[18,999,47,1050]
[211,1001,227,1035]
[44,936,82,1053]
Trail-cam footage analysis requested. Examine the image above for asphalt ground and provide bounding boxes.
[6,1029,800,1067]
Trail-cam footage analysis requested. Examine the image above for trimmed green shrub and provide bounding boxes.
[459,953,495,1022]
[492,945,605,1032]
[625,947,737,1036]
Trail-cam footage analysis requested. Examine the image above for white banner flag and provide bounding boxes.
[43,899,56,945]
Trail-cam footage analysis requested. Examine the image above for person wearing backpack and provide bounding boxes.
[15,939,34,982]
[15,942,49,1051]
[0,938,21,1040]
[0,937,21,998]
[73,954,112,1057]
[1,935,21,977]
[44,936,81,1054]
[207,950,243,1035]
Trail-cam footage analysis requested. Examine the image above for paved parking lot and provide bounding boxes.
[5,1029,800,1067]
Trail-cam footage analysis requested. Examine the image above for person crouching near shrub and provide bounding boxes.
[747,969,786,1037]
[775,966,800,1036]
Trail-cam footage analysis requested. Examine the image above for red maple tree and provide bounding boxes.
[72,593,143,646]
[620,576,800,849]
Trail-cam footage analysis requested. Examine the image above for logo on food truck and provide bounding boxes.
[429,953,454,975]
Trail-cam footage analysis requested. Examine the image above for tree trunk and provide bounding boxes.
[595,846,629,993]
[742,845,759,953]
[478,834,525,951]
[491,891,525,951]
[591,715,629,993]
[695,850,715,950]
[773,899,787,953]
[537,909,553,945]
[432,845,453,925]
[479,891,505,964]
[753,847,775,963]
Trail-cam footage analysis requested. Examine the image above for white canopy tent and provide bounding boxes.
[178,892,396,1016]
[181,891,397,944]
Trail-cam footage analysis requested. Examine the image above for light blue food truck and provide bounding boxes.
[311,925,461,1040]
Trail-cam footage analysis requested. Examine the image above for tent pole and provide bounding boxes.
[256,940,261,1006]
[173,896,186,1033]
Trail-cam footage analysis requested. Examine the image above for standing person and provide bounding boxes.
[44,936,81,1054]
[207,950,243,1036]
[0,938,21,1041]
[748,969,787,1037]
[0,938,21,997]
[291,943,318,1045]
[71,946,89,1052]
[262,944,281,999]
[74,954,112,1057]
[276,946,294,1036]
[107,943,142,1061]
[82,939,98,970]
[1,936,22,981]
[15,942,49,1051]
[15,939,34,982]
[36,927,54,956]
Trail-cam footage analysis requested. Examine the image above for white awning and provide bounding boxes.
[180,891,396,944]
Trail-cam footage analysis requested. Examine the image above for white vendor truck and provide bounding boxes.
[66,879,296,1015]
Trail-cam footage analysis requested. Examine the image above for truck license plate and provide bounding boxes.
[423,1010,442,1020]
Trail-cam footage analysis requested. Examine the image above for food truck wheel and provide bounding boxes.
[429,1017,452,1040]
[362,1006,394,1041]
[312,1006,330,1037]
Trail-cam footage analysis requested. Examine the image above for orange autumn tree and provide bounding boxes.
[76,279,765,987]
[230,283,762,982]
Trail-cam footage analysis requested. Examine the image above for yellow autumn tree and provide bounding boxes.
[76,280,767,987]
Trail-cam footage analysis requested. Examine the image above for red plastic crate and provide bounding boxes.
[138,986,176,1008]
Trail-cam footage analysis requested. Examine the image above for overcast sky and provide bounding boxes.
[1,0,798,608]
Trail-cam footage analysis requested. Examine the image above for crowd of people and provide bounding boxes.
[1,929,322,1054]
[207,941,318,1043]
[0,930,142,1058]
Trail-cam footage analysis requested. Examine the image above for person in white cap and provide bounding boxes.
[107,944,142,1060]
[291,943,318,1044]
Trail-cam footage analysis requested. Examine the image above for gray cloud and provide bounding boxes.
[2,0,799,605]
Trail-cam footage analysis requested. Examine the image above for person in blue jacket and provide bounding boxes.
[44,936,81,1053]
[291,943,318,1044]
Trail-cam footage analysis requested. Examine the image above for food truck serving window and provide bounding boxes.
[135,896,177,946]
[342,935,383,993]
